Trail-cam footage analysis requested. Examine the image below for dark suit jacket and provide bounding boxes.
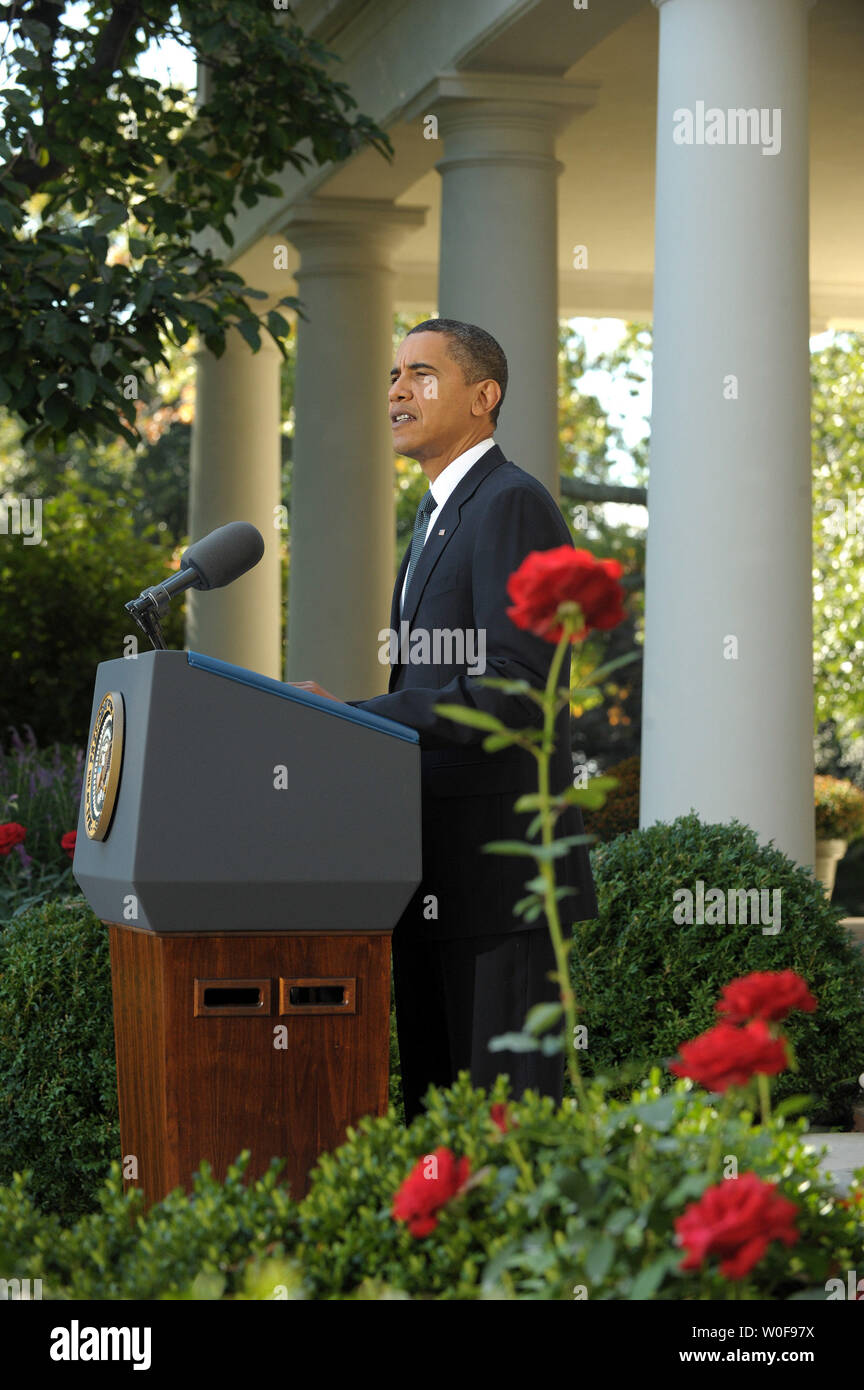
[349,442,598,939]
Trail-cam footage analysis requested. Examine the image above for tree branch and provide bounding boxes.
[560,476,648,507]
[6,1,143,192]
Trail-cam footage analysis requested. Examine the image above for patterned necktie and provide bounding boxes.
[401,490,437,613]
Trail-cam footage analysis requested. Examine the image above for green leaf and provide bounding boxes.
[12,47,43,71]
[237,318,261,352]
[569,685,602,703]
[524,1002,563,1036]
[20,18,54,50]
[93,199,127,233]
[662,1173,709,1209]
[584,1236,615,1284]
[37,373,61,400]
[584,650,641,685]
[564,777,620,810]
[481,733,528,753]
[631,1094,680,1133]
[134,282,154,314]
[43,392,68,428]
[628,1254,679,1300]
[473,677,539,697]
[93,283,112,315]
[512,893,543,917]
[0,201,22,232]
[514,901,546,922]
[487,1032,540,1053]
[482,840,543,858]
[773,1093,817,1119]
[72,367,98,408]
[266,310,291,339]
[483,836,590,860]
[432,705,506,733]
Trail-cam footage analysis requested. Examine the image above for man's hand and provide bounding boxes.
[289,680,341,701]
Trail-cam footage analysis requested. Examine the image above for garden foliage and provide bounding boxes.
[573,813,864,1123]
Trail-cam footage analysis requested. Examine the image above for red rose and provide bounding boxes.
[392,1146,471,1238]
[669,1020,788,1091]
[490,1102,512,1134]
[60,831,77,861]
[675,1172,799,1279]
[0,822,27,856]
[506,547,627,644]
[716,970,817,1024]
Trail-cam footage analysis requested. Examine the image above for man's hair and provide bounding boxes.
[406,318,508,427]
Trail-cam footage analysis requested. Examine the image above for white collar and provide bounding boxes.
[429,437,497,512]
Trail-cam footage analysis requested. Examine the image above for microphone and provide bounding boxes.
[125,521,265,649]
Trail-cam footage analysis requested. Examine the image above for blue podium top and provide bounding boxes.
[187,651,419,745]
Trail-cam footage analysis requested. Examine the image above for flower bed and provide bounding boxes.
[0,727,81,920]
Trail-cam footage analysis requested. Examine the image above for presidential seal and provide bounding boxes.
[84,692,125,840]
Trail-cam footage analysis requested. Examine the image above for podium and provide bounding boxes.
[73,649,421,1204]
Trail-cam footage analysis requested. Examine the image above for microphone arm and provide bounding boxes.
[125,569,199,652]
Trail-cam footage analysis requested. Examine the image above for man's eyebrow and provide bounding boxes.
[389,361,438,377]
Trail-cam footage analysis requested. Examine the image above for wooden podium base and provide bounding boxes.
[107,925,392,1206]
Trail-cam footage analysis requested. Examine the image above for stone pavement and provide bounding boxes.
[840,917,864,950]
[805,1132,864,1194]
[792,918,864,1192]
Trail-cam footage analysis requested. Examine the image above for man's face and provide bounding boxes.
[389,331,485,460]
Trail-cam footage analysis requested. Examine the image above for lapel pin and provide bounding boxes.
[438,528,446,535]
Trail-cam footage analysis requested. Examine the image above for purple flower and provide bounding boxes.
[14,842,32,876]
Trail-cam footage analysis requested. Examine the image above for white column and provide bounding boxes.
[186,329,282,677]
[642,0,816,866]
[283,199,426,699]
[408,74,595,497]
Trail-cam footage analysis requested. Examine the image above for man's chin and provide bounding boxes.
[392,428,427,461]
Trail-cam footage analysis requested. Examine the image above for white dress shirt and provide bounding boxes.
[400,436,497,611]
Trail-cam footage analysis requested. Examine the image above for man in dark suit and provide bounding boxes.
[293,318,597,1121]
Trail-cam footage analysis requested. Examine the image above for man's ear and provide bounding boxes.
[472,378,501,419]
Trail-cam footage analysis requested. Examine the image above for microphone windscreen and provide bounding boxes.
[180,522,265,590]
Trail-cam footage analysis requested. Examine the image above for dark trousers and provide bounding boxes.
[392,924,565,1124]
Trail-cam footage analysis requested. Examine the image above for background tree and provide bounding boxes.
[0,0,389,448]
[559,322,649,771]
[0,484,185,744]
[811,331,864,760]
[0,0,388,744]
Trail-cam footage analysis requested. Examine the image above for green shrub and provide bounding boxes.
[2,1074,861,1301]
[0,732,83,921]
[0,896,119,1216]
[0,483,184,747]
[815,774,864,841]
[581,754,640,843]
[574,813,864,1123]
[0,1157,300,1301]
[294,1074,864,1301]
